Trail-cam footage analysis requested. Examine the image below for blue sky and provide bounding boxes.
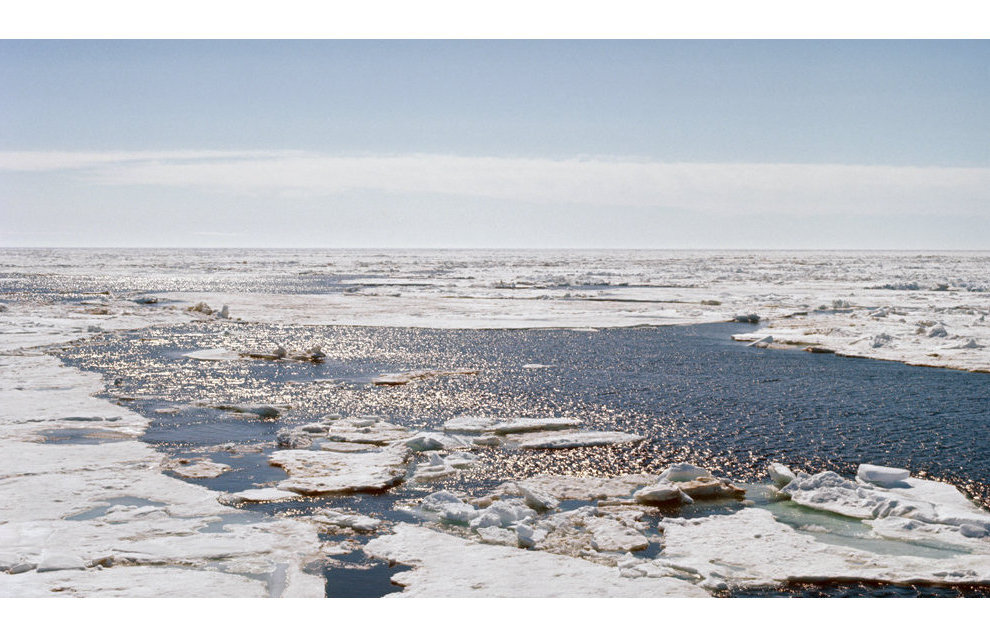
[1,40,988,247]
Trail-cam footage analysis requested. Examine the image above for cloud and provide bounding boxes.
[1,150,987,217]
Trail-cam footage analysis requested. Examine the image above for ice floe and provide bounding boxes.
[211,403,283,419]
[489,417,583,435]
[270,446,411,495]
[364,524,708,597]
[411,451,479,482]
[311,509,382,533]
[162,457,231,479]
[372,368,479,385]
[506,430,643,449]
[220,487,301,505]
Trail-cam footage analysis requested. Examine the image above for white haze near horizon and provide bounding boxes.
[1,150,988,249]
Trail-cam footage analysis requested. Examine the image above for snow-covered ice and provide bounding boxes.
[364,523,708,597]
[270,446,411,495]
[507,430,643,449]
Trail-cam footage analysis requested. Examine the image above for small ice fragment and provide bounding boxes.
[442,416,496,434]
[9,562,36,574]
[313,509,382,533]
[215,403,281,419]
[749,335,773,348]
[36,552,86,572]
[959,524,988,539]
[857,463,910,487]
[658,463,712,483]
[222,487,300,504]
[0,553,20,572]
[472,435,503,447]
[476,527,518,546]
[518,484,560,512]
[470,500,536,529]
[276,428,311,448]
[872,333,893,348]
[633,482,686,504]
[515,523,548,548]
[928,324,948,338]
[767,463,797,487]
[405,432,468,452]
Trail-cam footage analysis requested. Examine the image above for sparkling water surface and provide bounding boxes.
[56,321,990,503]
[45,315,990,598]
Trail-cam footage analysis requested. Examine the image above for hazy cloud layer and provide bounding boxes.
[2,151,988,217]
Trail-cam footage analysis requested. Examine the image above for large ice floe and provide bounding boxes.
[364,524,708,597]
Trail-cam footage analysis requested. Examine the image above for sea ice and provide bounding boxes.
[514,474,659,501]
[507,430,643,449]
[634,465,745,504]
[517,484,560,512]
[419,491,480,525]
[658,463,712,482]
[857,463,910,487]
[311,509,382,533]
[634,482,693,505]
[162,457,231,479]
[404,431,472,451]
[660,506,990,590]
[767,462,797,487]
[220,488,301,505]
[271,446,411,495]
[212,403,282,419]
[363,524,708,597]
[373,368,479,385]
[411,451,479,481]
[489,417,583,435]
[441,416,496,434]
[323,417,412,445]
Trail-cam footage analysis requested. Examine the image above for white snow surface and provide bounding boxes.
[660,507,990,589]
[507,429,644,449]
[270,446,411,495]
[364,523,708,597]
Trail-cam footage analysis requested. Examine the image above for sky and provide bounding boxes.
[1,39,988,248]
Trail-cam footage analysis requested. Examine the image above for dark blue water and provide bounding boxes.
[51,321,990,597]
[56,321,990,507]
